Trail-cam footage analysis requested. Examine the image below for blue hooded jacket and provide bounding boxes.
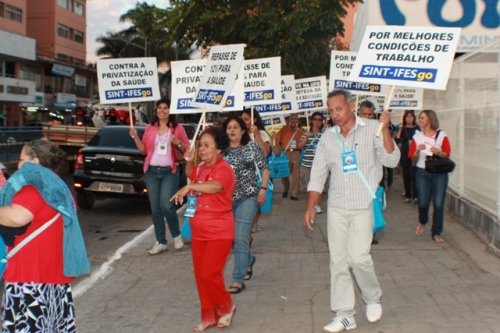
[0,162,91,277]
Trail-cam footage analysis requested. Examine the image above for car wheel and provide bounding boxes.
[76,191,95,209]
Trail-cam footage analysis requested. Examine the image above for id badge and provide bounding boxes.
[290,139,297,149]
[184,194,198,217]
[157,142,167,155]
[342,151,358,173]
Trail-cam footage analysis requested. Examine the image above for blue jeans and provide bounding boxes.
[144,166,180,244]
[232,196,258,284]
[416,168,448,236]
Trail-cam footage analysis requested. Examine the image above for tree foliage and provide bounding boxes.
[163,0,361,78]
[95,2,191,61]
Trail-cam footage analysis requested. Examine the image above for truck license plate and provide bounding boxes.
[98,182,124,193]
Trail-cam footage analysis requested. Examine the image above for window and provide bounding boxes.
[6,4,22,22]
[19,64,42,92]
[57,0,71,10]
[0,2,4,18]
[74,30,84,43]
[74,2,84,16]
[57,24,69,39]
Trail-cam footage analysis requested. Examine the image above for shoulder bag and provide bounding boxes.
[268,128,299,179]
[356,171,387,234]
[424,130,455,174]
[254,162,274,214]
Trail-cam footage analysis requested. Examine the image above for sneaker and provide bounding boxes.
[323,316,356,333]
[174,235,184,250]
[366,302,382,323]
[403,198,411,203]
[148,242,168,255]
[314,204,323,214]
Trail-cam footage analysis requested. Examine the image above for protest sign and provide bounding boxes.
[243,57,281,106]
[253,75,298,116]
[349,26,461,90]
[357,86,423,111]
[191,44,245,110]
[170,59,243,114]
[329,51,387,95]
[295,76,327,112]
[97,57,160,104]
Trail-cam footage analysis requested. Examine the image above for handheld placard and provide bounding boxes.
[376,85,395,137]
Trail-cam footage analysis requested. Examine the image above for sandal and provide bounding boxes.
[415,224,425,236]
[432,235,445,243]
[227,283,245,294]
[217,306,236,328]
[244,256,256,281]
[193,322,216,332]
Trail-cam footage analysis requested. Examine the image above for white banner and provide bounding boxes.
[170,59,243,114]
[357,86,423,112]
[191,44,245,110]
[97,57,160,104]
[349,26,461,90]
[254,75,298,116]
[295,76,328,112]
[243,57,281,106]
[329,51,387,95]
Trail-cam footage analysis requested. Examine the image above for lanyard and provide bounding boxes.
[334,126,357,153]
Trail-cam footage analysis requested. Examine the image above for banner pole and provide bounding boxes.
[128,102,134,130]
[376,85,395,137]
[191,111,206,151]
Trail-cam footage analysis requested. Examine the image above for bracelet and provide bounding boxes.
[260,186,267,191]
[177,143,183,149]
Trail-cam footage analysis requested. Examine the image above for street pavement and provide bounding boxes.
[74,177,500,333]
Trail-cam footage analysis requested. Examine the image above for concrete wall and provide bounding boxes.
[447,189,500,257]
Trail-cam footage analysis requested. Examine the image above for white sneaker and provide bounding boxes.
[323,316,356,333]
[366,302,382,323]
[314,204,323,214]
[148,242,168,255]
[174,235,184,250]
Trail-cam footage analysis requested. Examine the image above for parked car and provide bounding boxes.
[73,126,146,209]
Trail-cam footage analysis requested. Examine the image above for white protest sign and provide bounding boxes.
[329,51,387,96]
[349,26,461,90]
[253,75,297,116]
[295,76,328,112]
[170,59,243,114]
[388,87,423,110]
[192,44,245,110]
[97,57,160,104]
[243,57,281,106]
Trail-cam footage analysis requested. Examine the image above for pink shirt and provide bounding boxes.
[141,123,190,173]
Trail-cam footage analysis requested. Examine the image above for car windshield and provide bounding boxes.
[90,127,144,148]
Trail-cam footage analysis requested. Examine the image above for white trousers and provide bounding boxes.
[327,206,382,316]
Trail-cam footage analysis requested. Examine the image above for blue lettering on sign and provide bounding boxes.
[244,89,274,102]
[105,87,153,100]
[194,89,225,105]
[334,80,382,93]
[254,103,283,113]
[177,98,199,109]
[379,0,499,29]
[359,65,437,83]
[390,100,418,108]
[298,100,323,110]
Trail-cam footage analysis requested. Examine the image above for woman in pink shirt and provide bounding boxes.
[130,99,190,255]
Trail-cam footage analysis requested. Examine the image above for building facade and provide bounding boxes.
[0,0,97,126]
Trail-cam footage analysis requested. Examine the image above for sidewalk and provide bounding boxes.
[74,178,500,333]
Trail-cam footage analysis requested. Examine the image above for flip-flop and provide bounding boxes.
[415,224,424,236]
[244,256,256,281]
[432,235,445,243]
[217,305,236,328]
[193,322,216,332]
[227,283,246,294]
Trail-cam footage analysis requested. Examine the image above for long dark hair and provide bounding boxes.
[150,98,179,128]
[222,115,251,146]
[402,110,417,126]
[310,111,324,131]
[241,108,266,131]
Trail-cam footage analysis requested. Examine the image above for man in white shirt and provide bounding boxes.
[304,90,400,332]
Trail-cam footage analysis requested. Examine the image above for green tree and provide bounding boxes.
[163,0,361,78]
[95,2,191,60]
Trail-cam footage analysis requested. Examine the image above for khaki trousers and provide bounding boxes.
[327,206,382,316]
[282,150,300,197]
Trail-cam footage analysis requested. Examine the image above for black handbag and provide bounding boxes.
[425,155,455,174]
